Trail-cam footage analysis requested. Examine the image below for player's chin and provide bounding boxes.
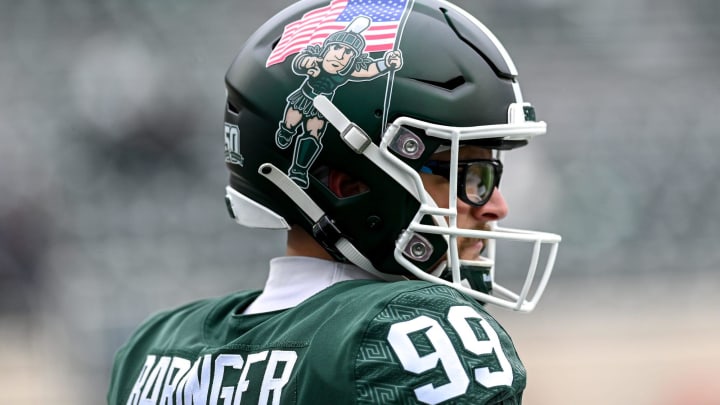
[459,239,487,261]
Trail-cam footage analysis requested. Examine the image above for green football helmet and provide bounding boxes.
[223,0,561,312]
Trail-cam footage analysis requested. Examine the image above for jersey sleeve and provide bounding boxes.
[354,284,525,405]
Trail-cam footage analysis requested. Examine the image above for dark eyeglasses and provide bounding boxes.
[421,159,503,206]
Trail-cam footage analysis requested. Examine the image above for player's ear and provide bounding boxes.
[328,169,369,198]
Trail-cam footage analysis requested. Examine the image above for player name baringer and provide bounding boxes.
[126,350,298,404]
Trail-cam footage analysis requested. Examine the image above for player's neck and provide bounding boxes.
[285,226,334,260]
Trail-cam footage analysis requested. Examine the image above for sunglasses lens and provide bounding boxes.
[464,162,495,205]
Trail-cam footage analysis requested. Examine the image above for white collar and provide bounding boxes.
[242,256,380,315]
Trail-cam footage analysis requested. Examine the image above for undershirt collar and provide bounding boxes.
[242,256,381,315]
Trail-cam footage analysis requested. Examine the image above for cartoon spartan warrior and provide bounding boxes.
[275,16,404,188]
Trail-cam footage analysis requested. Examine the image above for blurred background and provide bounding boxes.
[1,0,718,404]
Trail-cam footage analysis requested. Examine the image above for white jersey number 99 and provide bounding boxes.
[387,305,513,405]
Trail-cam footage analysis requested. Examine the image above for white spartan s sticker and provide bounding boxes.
[224,123,244,166]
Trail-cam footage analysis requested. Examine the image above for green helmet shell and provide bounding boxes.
[224,0,531,276]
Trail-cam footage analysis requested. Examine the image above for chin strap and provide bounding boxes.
[258,162,405,282]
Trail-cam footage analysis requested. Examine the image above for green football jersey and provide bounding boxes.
[108,280,525,404]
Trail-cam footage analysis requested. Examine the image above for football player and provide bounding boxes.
[109,0,561,403]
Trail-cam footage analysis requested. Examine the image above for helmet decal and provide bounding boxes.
[267,0,413,188]
[223,123,244,166]
[266,0,412,67]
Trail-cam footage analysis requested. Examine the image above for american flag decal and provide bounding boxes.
[266,0,411,67]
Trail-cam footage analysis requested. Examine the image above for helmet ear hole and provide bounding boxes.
[327,169,369,198]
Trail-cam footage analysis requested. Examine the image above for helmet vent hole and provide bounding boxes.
[271,36,281,50]
[226,101,239,115]
[412,76,466,91]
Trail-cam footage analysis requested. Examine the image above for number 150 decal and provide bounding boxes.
[387,305,513,405]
